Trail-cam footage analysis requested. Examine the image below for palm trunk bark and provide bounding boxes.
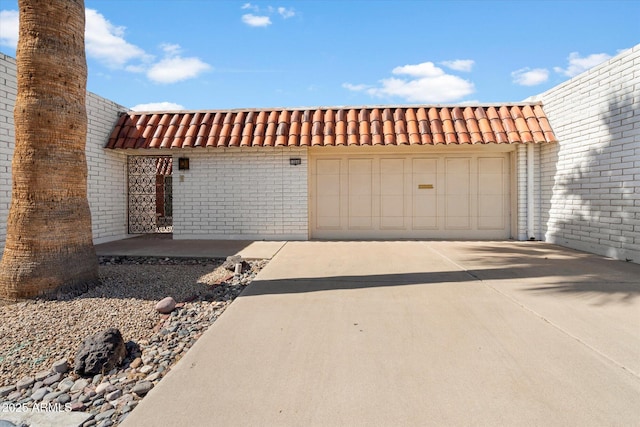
[0,0,98,299]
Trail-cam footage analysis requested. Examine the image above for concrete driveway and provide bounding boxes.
[122,241,640,427]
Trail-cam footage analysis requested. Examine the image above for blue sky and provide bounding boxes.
[0,1,638,111]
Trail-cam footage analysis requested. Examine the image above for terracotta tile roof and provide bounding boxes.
[106,104,557,149]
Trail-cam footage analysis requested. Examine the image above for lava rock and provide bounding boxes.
[74,328,126,377]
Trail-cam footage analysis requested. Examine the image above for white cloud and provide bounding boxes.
[130,102,185,111]
[0,8,148,67]
[85,9,149,68]
[440,59,474,72]
[392,62,444,77]
[1,8,210,85]
[241,3,255,10]
[345,61,475,103]
[343,83,371,91]
[278,7,295,18]
[511,67,549,86]
[553,52,612,77]
[0,10,18,48]
[147,45,211,84]
[242,14,272,27]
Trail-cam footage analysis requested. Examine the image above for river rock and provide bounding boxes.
[155,297,176,314]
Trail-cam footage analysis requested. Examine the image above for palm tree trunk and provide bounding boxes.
[0,0,98,299]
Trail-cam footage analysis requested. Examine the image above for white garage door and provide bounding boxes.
[311,152,511,239]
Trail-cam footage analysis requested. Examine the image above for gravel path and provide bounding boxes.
[0,256,267,426]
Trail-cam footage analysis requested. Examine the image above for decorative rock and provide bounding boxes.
[57,393,72,404]
[7,390,23,401]
[105,389,122,401]
[145,372,161,382]
[42,372,62,386]
[70,401,86,411]
[131,381,153,396]
[57,377,75,393]
[139,365,153,374]
[99,402,114,412]
[16,376,35,391]
[52,359,69,374]
[71,378,90,393]
[31,380,44,392]
[0,384,16,397]
[42,390,63,402]
[31,387,50,401]
[155,297,176,314]
[0,259,267,427]
[222,255,243,271]
[35,370,52,381]
[74,328,126,376]
[95,382,115,395]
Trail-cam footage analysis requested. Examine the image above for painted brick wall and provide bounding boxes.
[0,54,17,251]
[532,45,640,262]
[0,53,128,251]
[173,148,308,240]
[85,92,128,244]
[515,144,543,241]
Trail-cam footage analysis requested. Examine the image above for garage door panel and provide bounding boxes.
[445,159,470,230]
[348,159,373,229]
[380,159,405,229]
[315,159,341,229]
[412,158,438,229]
[478,157,505,229]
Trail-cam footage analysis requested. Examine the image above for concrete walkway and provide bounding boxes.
[122,241,640,427]
[95,235,286,259]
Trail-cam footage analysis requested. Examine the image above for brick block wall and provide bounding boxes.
[85,92,128,243]
[0,53,128,251]
[173,148,308,240]
[532,45,640,262]
[0,54,17,251]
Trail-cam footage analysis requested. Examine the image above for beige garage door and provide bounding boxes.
[311,152,511,239]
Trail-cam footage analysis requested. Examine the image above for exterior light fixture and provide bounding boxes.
[178,157,189,170]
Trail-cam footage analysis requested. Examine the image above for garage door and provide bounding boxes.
[310,152,511,239]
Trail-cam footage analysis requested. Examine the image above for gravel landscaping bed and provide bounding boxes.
[0,256,267,426]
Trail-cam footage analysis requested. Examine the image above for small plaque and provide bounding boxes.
[418,184,434,189]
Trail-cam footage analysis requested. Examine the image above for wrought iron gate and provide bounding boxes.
[128,156,173,233]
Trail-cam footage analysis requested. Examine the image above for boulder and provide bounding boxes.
[74,328,126,377]
[155,296,176,314]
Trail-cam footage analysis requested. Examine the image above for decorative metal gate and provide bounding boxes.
[128,156,173,233]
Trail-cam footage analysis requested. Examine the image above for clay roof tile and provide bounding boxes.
[107,103,557,149]
[240,111,255,147]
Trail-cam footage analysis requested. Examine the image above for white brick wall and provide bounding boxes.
[173,148,308,240]
[532,44,640,262]
[0,54,17,251]
[85,92,128,244]
[0,53,128,250]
